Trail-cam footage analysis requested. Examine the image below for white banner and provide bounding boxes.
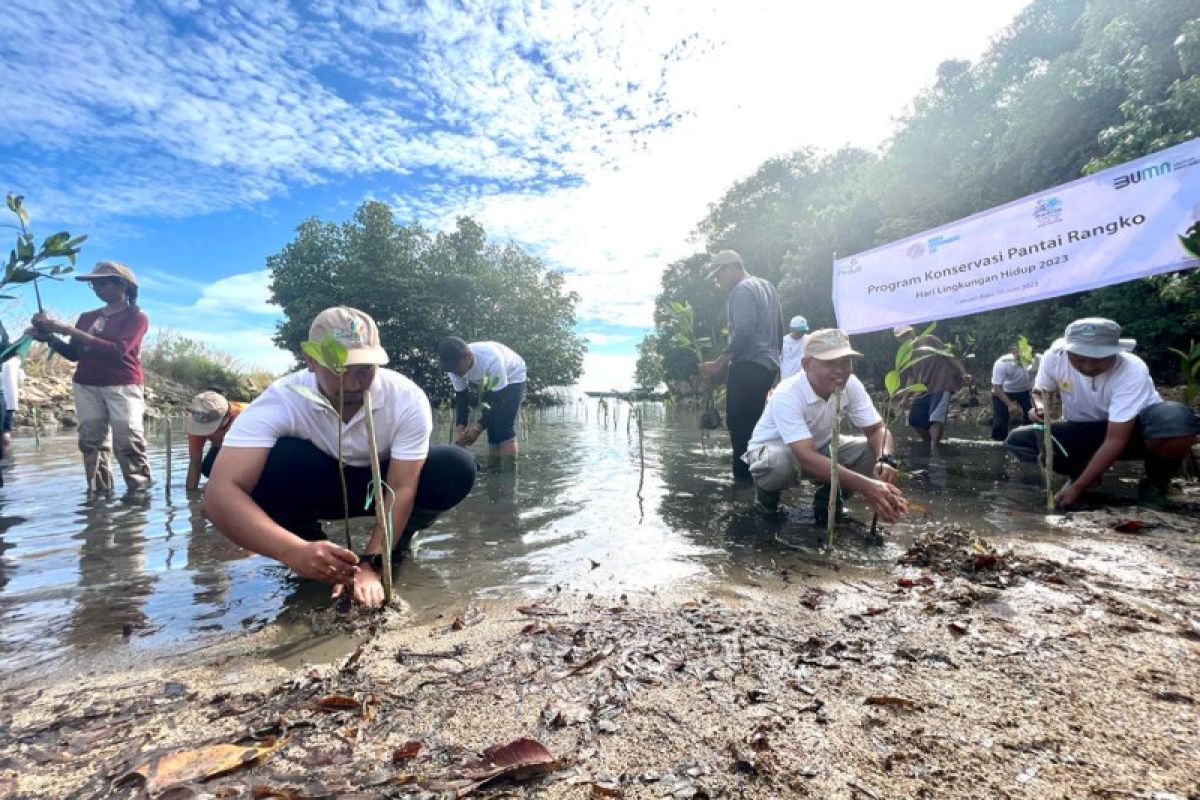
[832,137,1200,333]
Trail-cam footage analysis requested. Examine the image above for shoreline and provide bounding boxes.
[4,496,1198,799]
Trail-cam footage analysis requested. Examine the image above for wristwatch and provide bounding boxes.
[876,454,898,468]
[356,552,384,571]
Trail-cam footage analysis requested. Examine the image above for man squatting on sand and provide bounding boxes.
[743,328,909,525]
[204,307,477,607]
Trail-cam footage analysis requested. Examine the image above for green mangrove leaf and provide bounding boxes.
[884,370,901,397]
[287,383,335,411]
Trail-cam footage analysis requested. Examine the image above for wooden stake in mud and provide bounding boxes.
[636,405,645,501]
[32,406,40,449]
[826,390,843,549]
[164,416,172,493]
[1041,391,1057,510]
[364,392,394,604]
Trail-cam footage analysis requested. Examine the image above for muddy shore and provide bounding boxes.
[3,497,1199,800]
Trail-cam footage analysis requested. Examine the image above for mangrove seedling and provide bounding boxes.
[868,328,931,534]
[3,193,86,357]
[1168,339,1200,405]
[665,300,724,444]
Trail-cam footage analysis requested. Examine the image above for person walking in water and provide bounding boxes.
[29,261,152,496]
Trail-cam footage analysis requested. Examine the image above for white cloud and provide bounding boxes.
[190,270,279,316]
[2,0,1033,376]
[580,351,638,392]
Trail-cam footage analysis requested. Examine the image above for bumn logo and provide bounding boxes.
[1112,161,1171,190]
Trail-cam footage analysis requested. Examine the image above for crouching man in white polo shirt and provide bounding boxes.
[204,307,477,607]
[743,328,908,525]
[1005,317,1200,508]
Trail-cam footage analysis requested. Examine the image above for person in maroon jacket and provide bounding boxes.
[30,261,152,495]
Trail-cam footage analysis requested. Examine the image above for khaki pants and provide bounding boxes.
[73,383,152,493]
[744,436,875,495]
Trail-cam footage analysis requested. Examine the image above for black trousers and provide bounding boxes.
[248,437,477,541]
[990,390,1032,441]
[726,361,778,480]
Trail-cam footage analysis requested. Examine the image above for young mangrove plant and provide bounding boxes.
[868,328,931,535]
[2,193,85,357]
[1168,339,1200,406]
[294,334,395,604]
[665,300,724,448]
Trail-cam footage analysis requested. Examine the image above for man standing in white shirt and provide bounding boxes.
[1005,317,1200,508]
[779,315,810,381]
[743,328,908,524]
[204,307,477,607]
[990,345,1037,441]
[437,337,527,461]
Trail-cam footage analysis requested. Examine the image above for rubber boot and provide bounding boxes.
[755,487,782,518]
[393,507,442,558]
[812,484,846,526]
[1138,456,1179,508]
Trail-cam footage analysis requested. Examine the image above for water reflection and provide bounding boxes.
[0,402,1113,680]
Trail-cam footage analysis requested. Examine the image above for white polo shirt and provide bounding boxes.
[779,334,809,380]
[991,354,1035,393]
[1034,344,1161,423]
[748,370,881,452]
[224,368,433,466]
[447,341,526,393]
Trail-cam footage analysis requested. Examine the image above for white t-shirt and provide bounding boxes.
[224,368,433,466]
[779,334,809,381]
[990,354,1035,393]
[748,371,881,452]
[1034,345,1160,423]
[447,341,526,392]
[1,360,22,411]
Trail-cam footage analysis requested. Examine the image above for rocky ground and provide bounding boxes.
[3,492,1199,800]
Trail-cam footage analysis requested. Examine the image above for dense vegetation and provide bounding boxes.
[637,0,1200,390]
[268,202,585,404]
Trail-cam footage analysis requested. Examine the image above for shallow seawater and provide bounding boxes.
[0,398,1139,682]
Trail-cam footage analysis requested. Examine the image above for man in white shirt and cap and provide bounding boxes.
[989,343,1038,441]
[743,328,908,524]
[205,307,477,607]
[1005,317,1200,508]
[779,315,809,381]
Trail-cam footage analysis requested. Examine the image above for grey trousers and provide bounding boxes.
[73,383,152,492]
[743,436,875,494]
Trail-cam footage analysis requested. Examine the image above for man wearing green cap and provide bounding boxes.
[743,328,908,524]
[1005,317,1200,508]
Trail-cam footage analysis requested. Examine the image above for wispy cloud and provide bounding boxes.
[1,0,1031,386]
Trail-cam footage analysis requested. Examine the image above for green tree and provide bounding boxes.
[633,334,664,389]
[268,202,585,403]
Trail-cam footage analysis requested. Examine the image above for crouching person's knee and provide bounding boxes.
[745,444,798,493]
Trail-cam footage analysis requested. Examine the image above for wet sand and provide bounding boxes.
[4,492,1198,799]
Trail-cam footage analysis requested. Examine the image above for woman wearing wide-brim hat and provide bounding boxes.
[29,261,152,495]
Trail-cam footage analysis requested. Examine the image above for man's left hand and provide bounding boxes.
[333,563,386,608]
[874,462,898,484]
[1054,482,1083,509]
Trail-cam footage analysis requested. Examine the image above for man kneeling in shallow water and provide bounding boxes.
[204,307,476,607]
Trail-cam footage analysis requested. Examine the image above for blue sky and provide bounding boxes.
[1,0,1029,389]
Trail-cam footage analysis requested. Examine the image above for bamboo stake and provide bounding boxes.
[636,405,645,501]
[364,392,394,604]
[1041,391,1056,510]
[164,416,172,493]
[827,390,843,549]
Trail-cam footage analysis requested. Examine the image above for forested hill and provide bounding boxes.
[637,0,1200,392]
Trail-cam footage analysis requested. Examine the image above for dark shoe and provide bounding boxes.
[1136,479,1171,509]
[755,487,783,518]
[812,485,847,526]
[394,507,442,553]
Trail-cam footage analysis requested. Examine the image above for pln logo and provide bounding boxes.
[906,242,926,259]
[1034,196,1063,227]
